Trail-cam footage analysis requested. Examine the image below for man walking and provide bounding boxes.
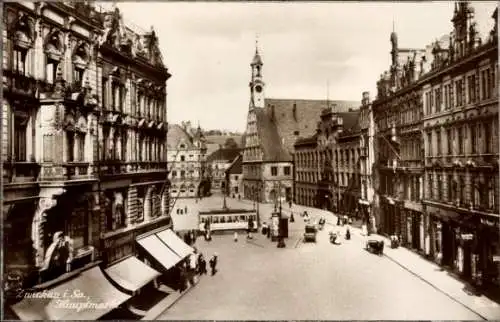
[209,253,218,276]
[247,217,254,239]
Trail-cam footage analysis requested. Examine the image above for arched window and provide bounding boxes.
[136,199,144,223]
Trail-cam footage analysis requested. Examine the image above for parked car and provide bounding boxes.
[303,224,317,243]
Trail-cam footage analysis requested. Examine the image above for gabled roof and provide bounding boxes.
[226,154,243,175]
[264,98,358,154]
[206,148,241,163]
[255,108,291,162]
[167,124,195,149]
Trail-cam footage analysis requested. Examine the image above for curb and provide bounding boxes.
[142,278,201,320]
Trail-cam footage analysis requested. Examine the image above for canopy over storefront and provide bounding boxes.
[136,234,182,271]
[156,229,194,259]
[104,256,161,293]
[11,266,131,320]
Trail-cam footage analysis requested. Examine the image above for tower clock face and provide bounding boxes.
[255,85,262,93]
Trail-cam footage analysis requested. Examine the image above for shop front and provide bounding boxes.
[475,215,500,289]
[380,196,403,237]
[401,203,424,252]
[426,204,488,284]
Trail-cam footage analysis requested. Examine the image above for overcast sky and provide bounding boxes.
[101,2,497,132]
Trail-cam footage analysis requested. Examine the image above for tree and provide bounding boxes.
[224,137,239,149]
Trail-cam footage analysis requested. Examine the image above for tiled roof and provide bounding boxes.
[226,154,243,174]
[294,133,318,147]
[167,124,195,149]
[206,148,241,163]
[255,108,291,162]
[264,98,359,154]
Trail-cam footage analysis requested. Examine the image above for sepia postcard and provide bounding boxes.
[1,1,499,320]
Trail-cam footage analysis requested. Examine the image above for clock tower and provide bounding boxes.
[249,43,265,109]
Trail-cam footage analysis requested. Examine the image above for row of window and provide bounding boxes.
[11,37,166,121]
[105,189,164,232]
[297,148,364,170]
[400,138,423,161]
[270,166,291,176]
[424,67,496,115]
[427,172,498,211]
[102,128,165,162]
[170,170,197,179]
[101,78,166,121]
[426,120,494,156]
[296,171,360,187]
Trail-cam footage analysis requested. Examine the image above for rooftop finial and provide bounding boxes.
[255,34,259,54]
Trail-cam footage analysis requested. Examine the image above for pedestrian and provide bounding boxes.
[337,216,341,226]
[289,200,292,209]
[345,227,351,240]
[190,230,196,245]
[209,253,218,276]
[238,194,241,200]
[198,254,207,275]
[247,218,254,239]
[233,231,239,242]
[290,212,295,223]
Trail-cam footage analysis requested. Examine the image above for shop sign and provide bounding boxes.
[461,234,474,241]
[103,233,134,249]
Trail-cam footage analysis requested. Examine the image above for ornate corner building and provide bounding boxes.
[373,2,499,287]
[2,1,171,290]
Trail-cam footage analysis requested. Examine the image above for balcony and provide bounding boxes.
[3,70,38,99]
[62,162,92,180]
[103,161,168,175]
[3,161,41,183]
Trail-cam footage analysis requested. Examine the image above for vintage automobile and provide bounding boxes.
[366,239,384,255]
[303,224,317,243]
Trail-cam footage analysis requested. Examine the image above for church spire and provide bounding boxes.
[390,19,398,67]
[251,35,263,66]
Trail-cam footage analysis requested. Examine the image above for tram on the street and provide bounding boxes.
[198,210,257,232]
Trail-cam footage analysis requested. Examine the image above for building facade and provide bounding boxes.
[421,4,499,287]
[225,153,243,197]
[372,24,429,247]
[294,107,362,216]
[242,45,358,204]
[3,2,170,291]
[206,147,240,192]
[358,92,376,227]
[167,123,206,199]
[293,135,318,207]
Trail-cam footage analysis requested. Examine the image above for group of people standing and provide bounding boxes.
[194,251,218,276]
